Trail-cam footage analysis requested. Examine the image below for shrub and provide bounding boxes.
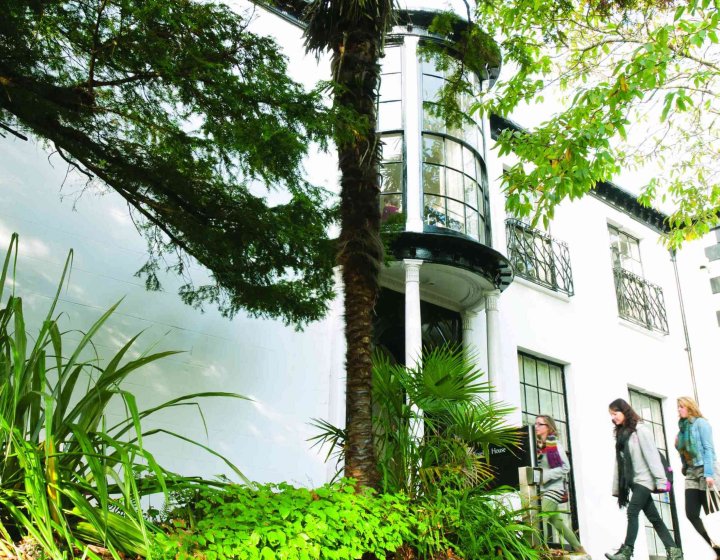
[152,480,416,560]
[414,477,541,560]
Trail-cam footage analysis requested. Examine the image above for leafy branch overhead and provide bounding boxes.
[0,0,336,326]
[471,0,720,244]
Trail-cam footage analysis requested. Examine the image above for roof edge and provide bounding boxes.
[488,114,669,235]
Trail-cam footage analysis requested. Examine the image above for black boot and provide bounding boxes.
[605,544,633,560]
[666,546,683,560]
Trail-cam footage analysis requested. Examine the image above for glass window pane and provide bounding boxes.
[446,141,462,171]
[447,199,465,233]
[539,389,553,415]
[423,103,445,133]
[381,134,403,163]
[423,75,444,102]
[554,393,566,421]
[421,57,438,76]
[380,162,403,194]
[423,135,444,164]
[466,210,479,240]
[378,101,402,130]
[464,177,479,209]
[550,366,562,392]
[518,355,525,382]
[423,164,444,196]
[537,362,550,389]
[650,399,661,422]
[382,46,402,74]
[477,217,486,244]
[526,388,539,415]
[425,196,446,227]
[380,194,402,222]
[654,425,665,450]
[463,147,477,178]
[523,357,537,386]
[464,124,480,150]
[380,73,402,102]
[446,169,464,202]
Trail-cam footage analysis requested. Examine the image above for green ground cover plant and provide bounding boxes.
[151,480,416,560]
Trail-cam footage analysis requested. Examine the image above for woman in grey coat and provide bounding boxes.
[605,398,683,560]
[535,415,587,555]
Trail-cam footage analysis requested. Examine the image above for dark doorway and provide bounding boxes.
[372,288,462,365]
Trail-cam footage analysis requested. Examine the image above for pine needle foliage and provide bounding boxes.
[0,0,336,326]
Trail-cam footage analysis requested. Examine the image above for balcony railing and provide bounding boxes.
[613,267,669,334]
[505,219,574,296]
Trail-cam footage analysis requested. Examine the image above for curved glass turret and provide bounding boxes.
[378,14,495,245]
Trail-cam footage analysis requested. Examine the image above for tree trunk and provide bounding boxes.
[333,22,384,490]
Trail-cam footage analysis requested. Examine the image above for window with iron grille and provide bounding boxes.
[609,225,669,334]
[629,390,681,559]
[506,219,574,296]
[518,353,579,548]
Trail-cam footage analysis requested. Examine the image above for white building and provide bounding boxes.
[1,3,718,559]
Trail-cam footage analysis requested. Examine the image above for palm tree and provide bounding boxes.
[313,345,521,496]
[300,0,397,489]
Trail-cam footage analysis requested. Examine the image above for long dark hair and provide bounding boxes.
[609,398,641,436]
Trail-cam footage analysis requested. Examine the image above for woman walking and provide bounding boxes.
[605,399,683,560]
[675,396,720,558]
[535,415,588,556]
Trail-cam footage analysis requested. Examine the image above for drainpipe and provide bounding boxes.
[670,249,699,404]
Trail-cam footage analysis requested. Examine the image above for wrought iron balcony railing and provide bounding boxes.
[613,267,669,334]
[505,219,574,296]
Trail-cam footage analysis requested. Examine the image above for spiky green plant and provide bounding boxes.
[312,346,536,558]
[0,234,247,558]
[313,345,521,496]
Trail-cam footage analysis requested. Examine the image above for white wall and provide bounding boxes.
[0,130,343,490]
[484,137,720,557]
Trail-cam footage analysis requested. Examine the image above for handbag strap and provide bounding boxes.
[706,486,720,514]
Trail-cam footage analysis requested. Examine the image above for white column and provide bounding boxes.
[405,258,424,442]
[485,289,502,399]
[462,309,479,353]
[402,36,424,233]
[404,259,423,369]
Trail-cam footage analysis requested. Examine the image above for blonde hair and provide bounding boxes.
[677,396,703,419]
[536,415,559,436]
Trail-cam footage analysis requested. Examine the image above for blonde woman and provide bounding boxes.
[676,396,720,559]
[534,415,588,555]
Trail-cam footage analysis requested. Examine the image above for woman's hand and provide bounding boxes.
[707,476,715,488]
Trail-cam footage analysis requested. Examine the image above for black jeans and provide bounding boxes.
[686,488,714,546]
[624,484,676,549]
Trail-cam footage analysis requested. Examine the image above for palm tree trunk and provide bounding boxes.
[333,21,384,490]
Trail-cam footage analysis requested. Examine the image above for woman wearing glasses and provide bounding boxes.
[605,398,683,560]
[535,415,588,555]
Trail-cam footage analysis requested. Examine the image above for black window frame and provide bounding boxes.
[518,352,580,548]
